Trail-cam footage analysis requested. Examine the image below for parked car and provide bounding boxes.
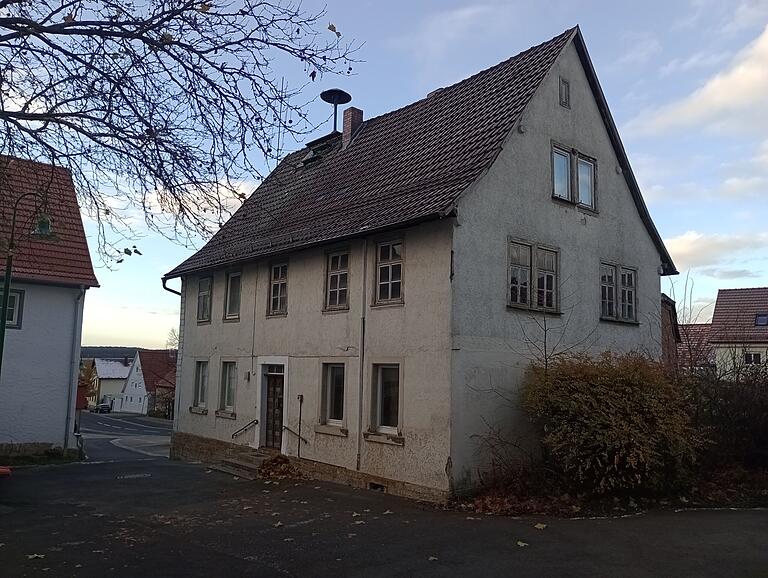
[93,403,111,414]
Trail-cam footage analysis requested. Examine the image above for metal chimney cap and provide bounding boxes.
[320,88,352,105]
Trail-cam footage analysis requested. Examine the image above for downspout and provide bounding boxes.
[162,276,183,432]
[65,285,85,450]
[356,238,368,471]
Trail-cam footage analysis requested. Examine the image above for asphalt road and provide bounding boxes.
[79,411,172,461]
[1,456,767,577]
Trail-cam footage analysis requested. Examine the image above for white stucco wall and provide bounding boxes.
[0,281,85,449]
[449,42,666,489]
[176,220,454,492]
[98,378,127,403]
[117,354,148,414]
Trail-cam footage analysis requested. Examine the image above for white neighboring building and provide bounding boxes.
[0,157,98,458]
[113,350,177,416]
[92,358,132,407]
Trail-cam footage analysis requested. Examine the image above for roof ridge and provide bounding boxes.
[351,26,578,132]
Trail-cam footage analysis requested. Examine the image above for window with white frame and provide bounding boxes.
[269,263,288,314]
[745,352,762,365]
[322,363,345,426]
[551,145,596,210]
[2,289,23,329]
[552,147,571,200]
[373,364,400,432]
[326,252,349,309]
[219,361,237,411]
[224,272,241,319]
[508,241,558,312]
[376,241,403,303]
[601,263,637,322]
[194,360,208,407]
[197,277,212,322]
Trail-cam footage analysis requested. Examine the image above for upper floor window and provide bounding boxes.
[269,263,288,315]
[2,289,23,329]
[197,277,212,322]
[508,240,558,312]
[326,252,349,310]
[224,272,241,320]
[559,77,570,108]
[376,241,403,304]
[601,263,637,322]
[551,145,597,210]
[194,360,208,408]
[745,352,762,365]
[322,363,345,426]
[755,313,768,326]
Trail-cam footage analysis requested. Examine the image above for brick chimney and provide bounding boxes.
[342,107,363,149]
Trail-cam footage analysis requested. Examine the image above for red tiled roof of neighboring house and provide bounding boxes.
[165,27,675,280]
[678,323,715,369]
[710,287,768,343]
[138,350,177,393]
[0,156,98,287]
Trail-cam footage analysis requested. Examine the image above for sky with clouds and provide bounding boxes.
[80,0,768,347]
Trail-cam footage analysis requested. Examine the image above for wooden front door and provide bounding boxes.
[264,373,284,449]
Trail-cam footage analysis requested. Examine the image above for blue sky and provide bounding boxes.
[81,0,768,347]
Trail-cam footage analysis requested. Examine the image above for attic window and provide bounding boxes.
[756,313,768,326]
[559,77,570,108]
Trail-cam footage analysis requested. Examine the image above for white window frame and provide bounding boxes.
[577,156,596,209]
[375,241,404,304]
[2,289,24,329]
[508,240,559,313]
[321,363,345,427]
[197,277,212,323]
[372,363,400,434]
[224,271,241,320]
[552,146,571,201]
[219,361,237,411]
[193,360,209,408]
[601,263,638,323]
[268,263,288,315]
[325,251,350,310]
[744,352,762,366]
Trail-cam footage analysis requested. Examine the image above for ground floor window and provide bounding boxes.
[194,360,208,407]
[322,363,345,426]
[220,361,237,411]
[373,364,399,433]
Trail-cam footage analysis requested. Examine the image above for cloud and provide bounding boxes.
[659,50,731,76]
[616,34,662,67]
[724,0,768,33]
[699,267,762,279]
[721,175,768,196]
[395,5,497,63]
[626,24,768,136]
[665,230,768,270]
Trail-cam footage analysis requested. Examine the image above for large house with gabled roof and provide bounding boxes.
[0,156,98,459]
[164,27,676,500]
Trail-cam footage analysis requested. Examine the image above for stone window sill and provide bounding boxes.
[189,406,208,415]
[363,431,404,446]
[314,424,348,437]
[600,316,640,326]
[215,410,237,420]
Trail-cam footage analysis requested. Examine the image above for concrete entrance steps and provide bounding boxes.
[209,448,270,480]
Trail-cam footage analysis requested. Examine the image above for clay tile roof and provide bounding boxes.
[164,28,578,279]
[710,287,768,343]
[678,323,715,368]
[138,350,177,393]
[0,156,98,287]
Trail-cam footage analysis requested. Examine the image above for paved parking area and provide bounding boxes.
[1,457,767,577]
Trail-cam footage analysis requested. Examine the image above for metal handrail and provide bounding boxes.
[231,418,259,439]
[282,425,309,445]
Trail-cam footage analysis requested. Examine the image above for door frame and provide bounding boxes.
[255,356,289,451]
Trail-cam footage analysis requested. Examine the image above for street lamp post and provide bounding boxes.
[0,191,54,381]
